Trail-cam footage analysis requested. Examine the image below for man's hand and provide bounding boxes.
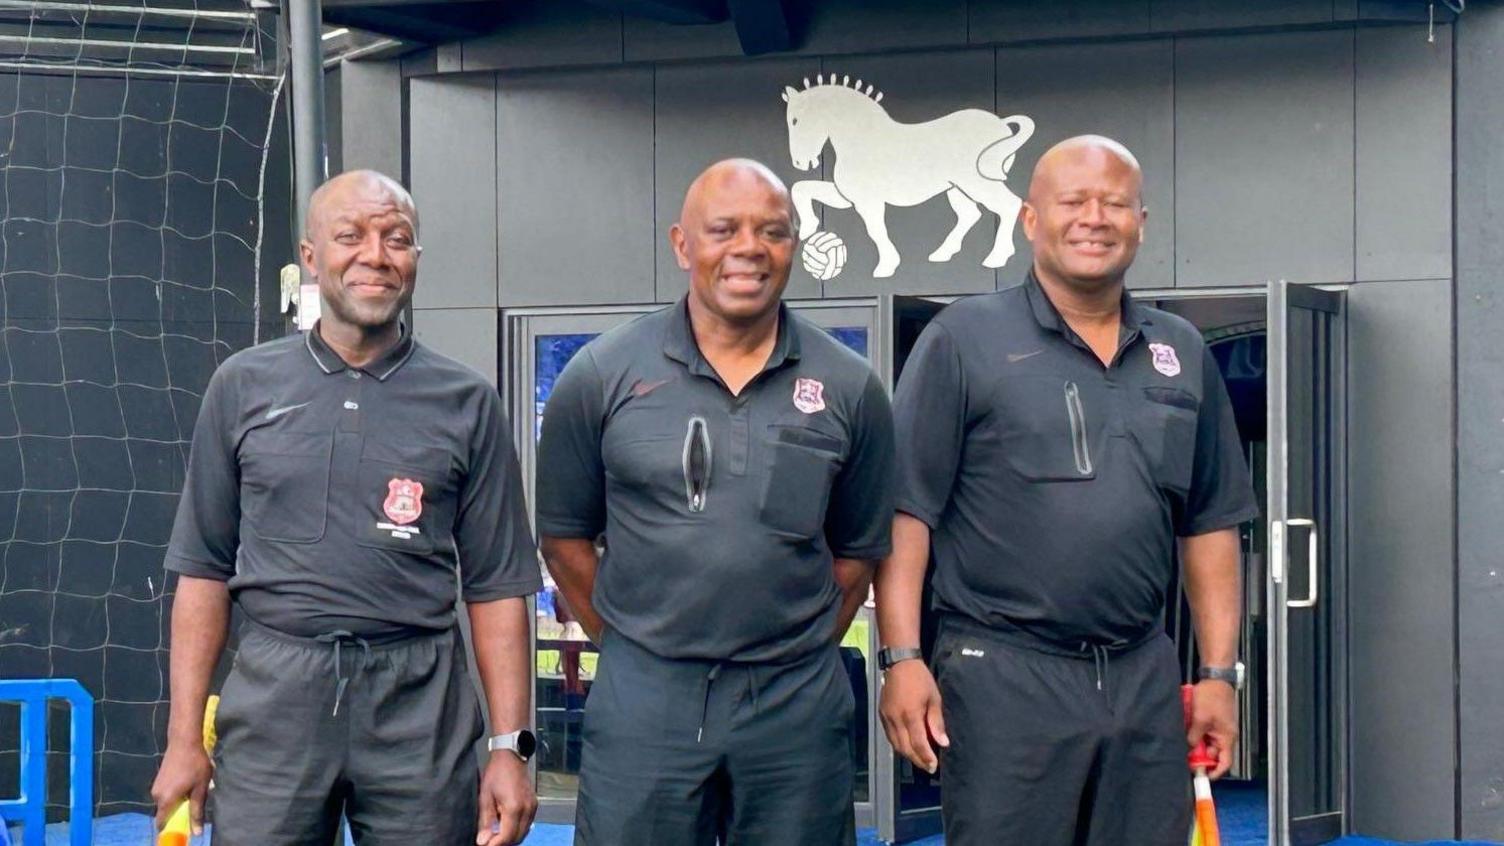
[150,740,212,834]
[475,753,537,845]
[1187,679,1239,779]
[879,660,949,774]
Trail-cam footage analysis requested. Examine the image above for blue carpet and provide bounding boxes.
[9,810,1501,845]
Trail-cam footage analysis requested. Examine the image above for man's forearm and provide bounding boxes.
[1181,528,1243,667]
[466,597,532,731]
[166,576,230,748]
[832,557,875,642]
[875,513,931,648]
[539,537,605,642]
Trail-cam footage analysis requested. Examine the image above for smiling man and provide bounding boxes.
[536,159,895,845]
[874,137,1259,845]
[151,170,541,845]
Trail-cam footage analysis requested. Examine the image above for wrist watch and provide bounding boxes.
[1197,661,1245,690]
[878,646,924,671]
[487,729,538,763]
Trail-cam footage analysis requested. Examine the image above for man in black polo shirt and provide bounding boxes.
[149,170,541,845]
[536,159,895,845]
[875,137,1259,845]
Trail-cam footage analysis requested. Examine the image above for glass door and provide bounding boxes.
[1266,280,1347,845]
[873,294,948,844]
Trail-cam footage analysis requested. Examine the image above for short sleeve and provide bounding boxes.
[824,370,896,560]
[891,321,968,528]
[1179,346,1261,536]
[535,348,607,539]
[164,366,241,581]
[455,386,543,602]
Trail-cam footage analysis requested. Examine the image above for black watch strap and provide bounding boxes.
[879,646,924,671]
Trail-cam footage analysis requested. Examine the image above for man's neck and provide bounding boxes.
[1034,264,1124,329]
[318,318,402,370]
[685,297,780,395]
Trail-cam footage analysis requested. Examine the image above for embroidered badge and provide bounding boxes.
[1148,343,1181,377]
[792,378,826,413]
[382,478,423,525]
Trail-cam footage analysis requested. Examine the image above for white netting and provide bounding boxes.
[0,0,287,819]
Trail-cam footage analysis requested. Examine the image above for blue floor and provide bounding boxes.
[8,793,1500,846]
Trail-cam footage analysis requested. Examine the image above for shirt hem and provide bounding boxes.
[894,501,941,530]
[164,555,233,581]
[462,578,544,603]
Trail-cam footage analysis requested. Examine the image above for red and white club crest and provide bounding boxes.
[383,478,424,525]
[792,377,826,414]
[1148,343,1181,377]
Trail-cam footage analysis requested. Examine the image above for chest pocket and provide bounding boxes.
[996,376,1099,482]
[1132,386,1199,496]
[240,429,332,544]
[758,424,842,540]
[356,438,455,555]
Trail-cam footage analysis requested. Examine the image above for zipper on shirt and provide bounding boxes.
[1064,381,1093,476]
[682,416,711,513]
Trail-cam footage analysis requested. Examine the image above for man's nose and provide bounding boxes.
[356,231,392,267]
[1077,198,1107,225]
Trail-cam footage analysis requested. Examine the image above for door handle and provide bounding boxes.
[1284,518,1318,609]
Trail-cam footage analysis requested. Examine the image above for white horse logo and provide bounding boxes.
[782,75,1035,279]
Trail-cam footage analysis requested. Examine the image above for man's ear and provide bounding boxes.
[670,223,691,271]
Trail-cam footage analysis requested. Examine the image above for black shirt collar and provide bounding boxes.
[662,297,801,381]
[305,320,417,381]
[1023,268,1152,338]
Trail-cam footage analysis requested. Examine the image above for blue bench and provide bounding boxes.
[0,679,94,846]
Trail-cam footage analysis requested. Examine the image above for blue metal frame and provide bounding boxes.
[0,679,94,846]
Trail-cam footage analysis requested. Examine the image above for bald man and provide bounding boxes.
[152,170,541,845]
[874,137,1257,845]
[536,159,896,845]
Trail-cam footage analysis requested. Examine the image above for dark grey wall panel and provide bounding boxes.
[1175,30,1355,287]
[801,49,1000,296]
[792,0,967,56]
[460,0,622,72]
[1149,0,1333,30]
[994,39,1174,289]
[1346,278,1456,840]
[1355,24,1451,283]
[339,59,404,178]
[410,74,497,309]
[653,57,823,302]
[970,0,1152,42]
[324,65,343,176]
[414,307,498,385]
[624,17,742,64]
[1456,4,1504,840]
[497,67,655,306]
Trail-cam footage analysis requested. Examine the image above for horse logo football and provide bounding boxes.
[383,478,424,525]
[782,75,1035,279]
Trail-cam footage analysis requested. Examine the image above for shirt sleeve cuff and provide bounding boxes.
[1179,503,1262,537]
[462,574,544,603]
[164,554,234,581]
[830,542,891,562]
[894,500,941,530]
[535,517,603,539]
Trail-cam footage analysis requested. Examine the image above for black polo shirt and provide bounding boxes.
[536,299,895,663]
[164,324,542,639]
[893,272,1259,648]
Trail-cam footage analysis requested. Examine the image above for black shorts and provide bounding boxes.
[935,616,1192,846]
[210,622,484,846]
[575,630,856,846]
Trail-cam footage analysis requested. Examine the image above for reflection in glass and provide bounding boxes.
[827,326,869,358]
[534,333,601,799]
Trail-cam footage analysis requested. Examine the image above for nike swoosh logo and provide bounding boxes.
[265,401,311,421]
[632,379,670,397]
[1006,350,1044,363]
